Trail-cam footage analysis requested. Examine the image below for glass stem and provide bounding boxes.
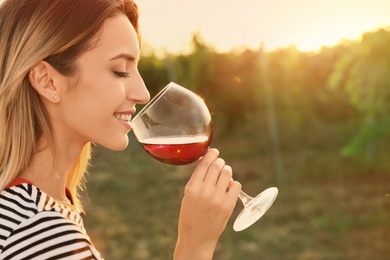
[239,190,253,207]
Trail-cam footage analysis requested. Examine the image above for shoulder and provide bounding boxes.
[0,184,103,259]
[0,183,39,230]
[0,183,83,225]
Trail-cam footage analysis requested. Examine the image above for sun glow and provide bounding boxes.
[137,0,390,54]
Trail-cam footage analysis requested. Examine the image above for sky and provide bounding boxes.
[136,0,390,54]
[1,0,389,54]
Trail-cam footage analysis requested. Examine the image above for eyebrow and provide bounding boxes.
[109,53,138,61]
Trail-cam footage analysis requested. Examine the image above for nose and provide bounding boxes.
[127,72,150,105]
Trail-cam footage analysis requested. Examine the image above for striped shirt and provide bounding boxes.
[0,179,103,260]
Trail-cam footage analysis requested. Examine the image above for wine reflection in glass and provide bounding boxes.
[130,82,278,231]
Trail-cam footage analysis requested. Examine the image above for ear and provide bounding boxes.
[28,61,61,103]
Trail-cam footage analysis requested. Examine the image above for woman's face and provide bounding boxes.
[53,14,150,151]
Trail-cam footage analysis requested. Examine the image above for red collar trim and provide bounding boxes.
[65,188,74,205]
[7,178,74,205]
[7,178,34,188]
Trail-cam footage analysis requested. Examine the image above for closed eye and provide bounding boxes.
[114,71,130,78]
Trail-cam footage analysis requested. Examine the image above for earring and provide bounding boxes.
[53,95,58,100]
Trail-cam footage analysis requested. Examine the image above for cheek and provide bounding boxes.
[64,79,121,123]
[79,73,124,101]
[67,65,127,114]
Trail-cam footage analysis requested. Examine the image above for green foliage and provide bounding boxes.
[329,28,390,156]
[139,29,390,160]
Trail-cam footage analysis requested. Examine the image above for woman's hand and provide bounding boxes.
[174,148,241,260]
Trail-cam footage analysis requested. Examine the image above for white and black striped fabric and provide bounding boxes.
[0,182,103,260]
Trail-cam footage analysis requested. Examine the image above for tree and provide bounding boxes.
[328,28,390,157]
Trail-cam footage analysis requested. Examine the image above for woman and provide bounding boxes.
[0,0,241,259]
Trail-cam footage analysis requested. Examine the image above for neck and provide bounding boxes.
[19,136,84,204]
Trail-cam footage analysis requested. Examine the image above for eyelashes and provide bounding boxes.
[113,71,130,78]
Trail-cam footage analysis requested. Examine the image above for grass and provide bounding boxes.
[82,116,390,259]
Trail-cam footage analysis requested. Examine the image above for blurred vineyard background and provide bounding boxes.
[82,28,390,259]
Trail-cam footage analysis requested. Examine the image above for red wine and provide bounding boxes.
[140,135,211,165]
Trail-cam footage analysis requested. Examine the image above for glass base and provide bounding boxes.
[233,187,278,231]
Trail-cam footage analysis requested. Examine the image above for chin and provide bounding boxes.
[111,142,129,151]
[99,137,129,151]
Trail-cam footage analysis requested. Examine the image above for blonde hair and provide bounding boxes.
[0,0,140,213]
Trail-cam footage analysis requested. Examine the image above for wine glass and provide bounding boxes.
[130,82,278,231]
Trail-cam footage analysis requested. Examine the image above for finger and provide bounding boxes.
[188,148,219,184]
[215,165,233,190]
[227,180,242,200]
[203,158,225,186]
